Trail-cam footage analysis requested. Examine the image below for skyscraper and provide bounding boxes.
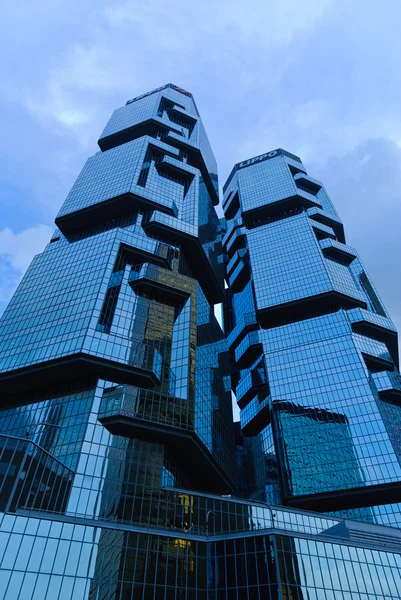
[0,85,400,598]
[223,148,401,525]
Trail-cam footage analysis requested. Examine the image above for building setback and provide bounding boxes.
[0,84,401,598]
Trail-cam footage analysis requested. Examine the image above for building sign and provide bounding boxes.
[126,84,192,106]
[223,148,302,192]
[171,85,191,97]
[237,150,279,169]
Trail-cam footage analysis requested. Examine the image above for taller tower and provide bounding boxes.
[223,148,401,524]
[0,82,235,521]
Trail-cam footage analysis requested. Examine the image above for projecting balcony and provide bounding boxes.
[98,114,184,152]
[155,154,196,182]
[227,312,258,351]
[227,254,250,293]
[293,187,323,208]
[129,263,190,307]
[362,352,394,374]
[223,191,240,219]
[142,212,224,305]
[98,384,186,432]
[98,385,234,494]
[151,241,176,269]
[372,371,401,402]
[293,172,322,195]
[226,248,247,277]
[225,227,247,258]
[347,308,398,366]
[222,218,244,248]
[154,117,191,140]
[126,343,163,385]
[160,132,219,206]
[0,340,165,402]
[311,221,337,241]
[143,210,197,239]
[166,106,197,137]
[112,240,175,272]
[306,206,345,243]
[168,105,193,119]
[240,393,271,437]
[240,183,324,227]
[236,361,267,409]
[354,331,395,373]
[234,331,263,369]
[320,239,358,265]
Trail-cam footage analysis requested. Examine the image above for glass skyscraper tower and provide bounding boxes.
[0,84,401,598]
[223,148,401,521]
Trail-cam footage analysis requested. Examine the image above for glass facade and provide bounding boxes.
[0,84,400,597]
[224,148,401,519]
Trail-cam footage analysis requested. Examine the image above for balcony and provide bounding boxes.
[240,183,323,228]
[142,212,224,305]
[99,384,186,430]
[225,227,247,257]
[227,313,258,351]
[228,254,250,293]
[143,210,197,239]
[223,191,240,219]
[306,207,345,243]
[372,371,401,403]
[126,342,163,384]
[236,360,267,409]
[240,393,271,436]
[226,248,247,277]
[293,172,322,195]
[311,221,336,241]
[234,331,263,369]
[159,133,219,206]
[222,218,244,248]
[129,263,190,307]
[155,154,196,183]
[354,334,395,373]
[98,385,234,494]
[320,239,358,265]
[347,308,398,366]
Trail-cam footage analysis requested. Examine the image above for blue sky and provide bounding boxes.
[1,0,400,338]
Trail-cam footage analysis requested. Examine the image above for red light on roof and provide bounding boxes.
[171,85,191,97]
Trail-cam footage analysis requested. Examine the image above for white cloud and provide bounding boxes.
[0,225,53,273]
[0,0,400,345]
[0,225,53,310]
[2,0,335,150]
[312,138,401,343]
[105,0,331,44]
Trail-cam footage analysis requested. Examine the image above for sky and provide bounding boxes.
[0,0,400,343]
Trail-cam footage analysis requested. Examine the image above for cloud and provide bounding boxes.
[0,225,53,272]
[311,138,401,337]
[0,0,400,352]
[105,0,330,45]
[1,0,334,150]
[226,0,401,173]
[0,225,53,307]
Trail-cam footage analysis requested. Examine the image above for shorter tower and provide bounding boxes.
[223,148,401,524]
